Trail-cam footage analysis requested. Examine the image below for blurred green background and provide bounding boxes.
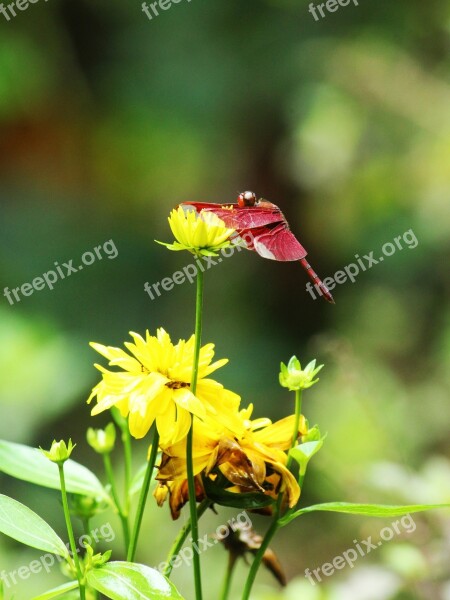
[1,0,449,598]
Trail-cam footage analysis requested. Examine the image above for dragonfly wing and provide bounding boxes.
[253,224,307,261]
[180,202,283,230]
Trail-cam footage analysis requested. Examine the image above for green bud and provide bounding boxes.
[279,356,323,391]
[86,423,116,454]
[84,544,112,571]
[70,494,110,519]
[302,425,322,443]
[40,439,76,464]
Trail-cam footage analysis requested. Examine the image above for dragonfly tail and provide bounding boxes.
[299,258,335,304]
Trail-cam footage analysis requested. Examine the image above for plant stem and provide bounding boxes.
[241,389,303,600]
[220,554,237,600]
[103,453,130,552]
[186,264,204,600]
[122,424,133,515]
[111,408,133,520]
[164,499,211,577]
[58,464,85,600]
[127,428,160,562]
[242,518,278,600]
[287,390,303,470]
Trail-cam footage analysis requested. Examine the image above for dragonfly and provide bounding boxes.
[182,191,334,303]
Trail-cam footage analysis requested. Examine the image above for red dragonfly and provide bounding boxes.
[182,191,334,303]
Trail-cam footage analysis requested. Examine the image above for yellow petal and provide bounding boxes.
[172,388,207,419]
[254,415,307,450]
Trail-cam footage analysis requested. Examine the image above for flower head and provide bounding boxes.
[40,439,76,464]
[87,423,116,455]
[155,405,307,518]
[279,356,323,391]
[156,206,236,256]
[87,328,240,447]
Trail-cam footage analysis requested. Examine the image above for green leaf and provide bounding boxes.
[279,501,450,527]
[87,562,185,600]
[0,494,68,556]
[203,476,274,509]
[0,440,108,500]
[289,440,324,476]
[32,581,79,600]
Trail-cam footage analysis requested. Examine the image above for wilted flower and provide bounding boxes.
[156,206,236,256]
[279,356,323,391]
[217,523,287,586]
[88,328,240,447]
[155,405,307,519]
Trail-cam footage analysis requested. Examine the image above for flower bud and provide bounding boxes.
[70,494,110,519]
[84,544,112,570]
[302,425,322,443]
[86,423,116,454]
[279,356,323,391]
[40,439,76,464]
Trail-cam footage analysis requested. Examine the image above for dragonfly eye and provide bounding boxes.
[237,191,257,207]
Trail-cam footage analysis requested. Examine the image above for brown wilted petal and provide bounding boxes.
[216,523,287,587]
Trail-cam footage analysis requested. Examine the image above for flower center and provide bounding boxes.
[166,381,190,390]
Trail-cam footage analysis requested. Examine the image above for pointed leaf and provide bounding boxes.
[32,581,79,600]
[280,501,450,527]
[0,494,68,556]
[289,440,324,476]
[87,562,185,600]
[0,440,108,500]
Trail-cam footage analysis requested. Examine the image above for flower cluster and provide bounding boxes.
[88,326,307,514]
[87,207,313,518]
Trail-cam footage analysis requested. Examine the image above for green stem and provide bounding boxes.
[287,390,302,471]
[241,389,303,600]
[58,464,85,600]
[187,264,204,600]
[220,554,237,600]
[127,428,160,562]
[104,453,130,552]
[242,519,278,600]
[81,518,90,540]
[122,424,133,514]
[164,499,211,577]
[111,408,133,519]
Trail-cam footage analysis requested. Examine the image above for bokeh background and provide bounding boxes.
[1,0,450,598]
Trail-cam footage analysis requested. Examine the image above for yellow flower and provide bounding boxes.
[156,206,236,256]
[87,328,240,446]
[155,405,307,519]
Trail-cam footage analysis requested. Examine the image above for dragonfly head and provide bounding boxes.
[237,191,257,207]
